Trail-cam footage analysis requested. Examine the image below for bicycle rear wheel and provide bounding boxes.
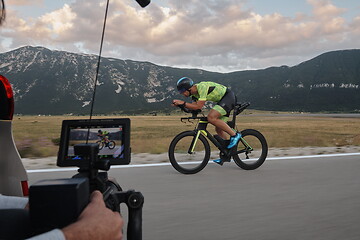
[168,130,210,174]
[233,129,268,170]
[108,141,116,149]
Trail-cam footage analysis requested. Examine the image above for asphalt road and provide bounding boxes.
[28,155,360,240]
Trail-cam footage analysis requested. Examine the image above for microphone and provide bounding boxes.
[135,0,150,8]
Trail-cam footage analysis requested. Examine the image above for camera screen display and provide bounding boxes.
[57,118,131,167]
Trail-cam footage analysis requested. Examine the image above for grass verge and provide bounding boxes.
[12,113,360,158]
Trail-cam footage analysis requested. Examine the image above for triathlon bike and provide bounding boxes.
[168,102,268,174]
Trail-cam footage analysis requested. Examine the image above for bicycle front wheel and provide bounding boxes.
[233,129,268,170]
[96,140,104,150]
[168,131,210,174]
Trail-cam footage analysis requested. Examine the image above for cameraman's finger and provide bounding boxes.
[90,190,105,205]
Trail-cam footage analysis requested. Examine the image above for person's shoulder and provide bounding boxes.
[200,81,218,85]
[198,81,211,86]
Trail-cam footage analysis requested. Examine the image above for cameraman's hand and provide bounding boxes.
[62,191,123,240]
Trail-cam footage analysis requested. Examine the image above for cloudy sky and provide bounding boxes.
[1,0,359,72]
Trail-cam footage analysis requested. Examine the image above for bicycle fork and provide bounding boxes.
[188,118,208,154]
[187,130,204,154]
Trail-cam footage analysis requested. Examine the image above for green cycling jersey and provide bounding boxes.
[191,82,227,102]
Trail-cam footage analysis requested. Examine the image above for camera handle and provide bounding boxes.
[73,171,144,240]
[113,190,144,240]
[73,143,144,239]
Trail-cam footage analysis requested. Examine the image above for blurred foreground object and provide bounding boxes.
[0,75,29,196]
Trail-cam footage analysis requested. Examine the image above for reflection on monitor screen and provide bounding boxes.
[67,126,124,161]
[57,118,131,167]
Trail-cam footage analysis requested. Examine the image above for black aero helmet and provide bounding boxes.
[177,77,194,93]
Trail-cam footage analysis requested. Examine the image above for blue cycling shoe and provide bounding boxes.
[213,159,224,166]
[227,132,242,149]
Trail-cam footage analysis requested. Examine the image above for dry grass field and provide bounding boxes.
[11,113,360,158]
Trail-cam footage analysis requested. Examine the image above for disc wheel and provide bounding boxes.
[232,129,268,170]
[108,141,116,149]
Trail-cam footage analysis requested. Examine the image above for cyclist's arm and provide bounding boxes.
[184,100,205,110]
[173,99,205,110]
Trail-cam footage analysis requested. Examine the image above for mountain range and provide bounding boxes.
[0,46,359,114]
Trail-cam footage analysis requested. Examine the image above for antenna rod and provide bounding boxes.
[86,0,110,143]
[89,0,110,120]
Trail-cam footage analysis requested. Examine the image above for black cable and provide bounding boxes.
[85,0,149,143]
[89,0,110,120]
[86,0,110,143]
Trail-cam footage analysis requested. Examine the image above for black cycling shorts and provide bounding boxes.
[214,89,236,118]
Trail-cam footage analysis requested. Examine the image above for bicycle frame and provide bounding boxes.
[189,117,254,157]
[179,101,255,155]
[189,117,229,154]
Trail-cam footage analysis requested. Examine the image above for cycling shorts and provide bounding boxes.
[212,89,236,122]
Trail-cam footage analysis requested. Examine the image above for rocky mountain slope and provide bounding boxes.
[0,46,359,114]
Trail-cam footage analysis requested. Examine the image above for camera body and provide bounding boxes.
[29,119,144,240]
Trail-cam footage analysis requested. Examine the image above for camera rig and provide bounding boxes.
[28,0,151,238]
[29,119,144,240]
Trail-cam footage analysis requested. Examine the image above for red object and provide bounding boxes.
[0,75,14,120]
[21,181,29,196]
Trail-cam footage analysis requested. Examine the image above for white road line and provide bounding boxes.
[266,152,360,160]
[26,152,360,174]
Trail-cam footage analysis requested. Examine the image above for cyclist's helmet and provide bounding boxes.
[177,77,194,94]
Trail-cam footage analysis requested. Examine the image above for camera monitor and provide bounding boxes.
[57,118,130,167]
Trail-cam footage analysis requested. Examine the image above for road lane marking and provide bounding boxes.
[26,152,360,173]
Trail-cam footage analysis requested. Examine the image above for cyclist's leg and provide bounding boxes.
[208,110,234,165]
[208,89,236,137]
[207,108,235,137]
[213,90,241,148]
[215,126,227,139]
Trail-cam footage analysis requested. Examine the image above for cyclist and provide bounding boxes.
[172,77,241,152]
[97,130,110,144]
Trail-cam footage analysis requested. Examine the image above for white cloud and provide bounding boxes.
[308,0,345,19]
[39,4,76,35]
[0,0,359,72]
